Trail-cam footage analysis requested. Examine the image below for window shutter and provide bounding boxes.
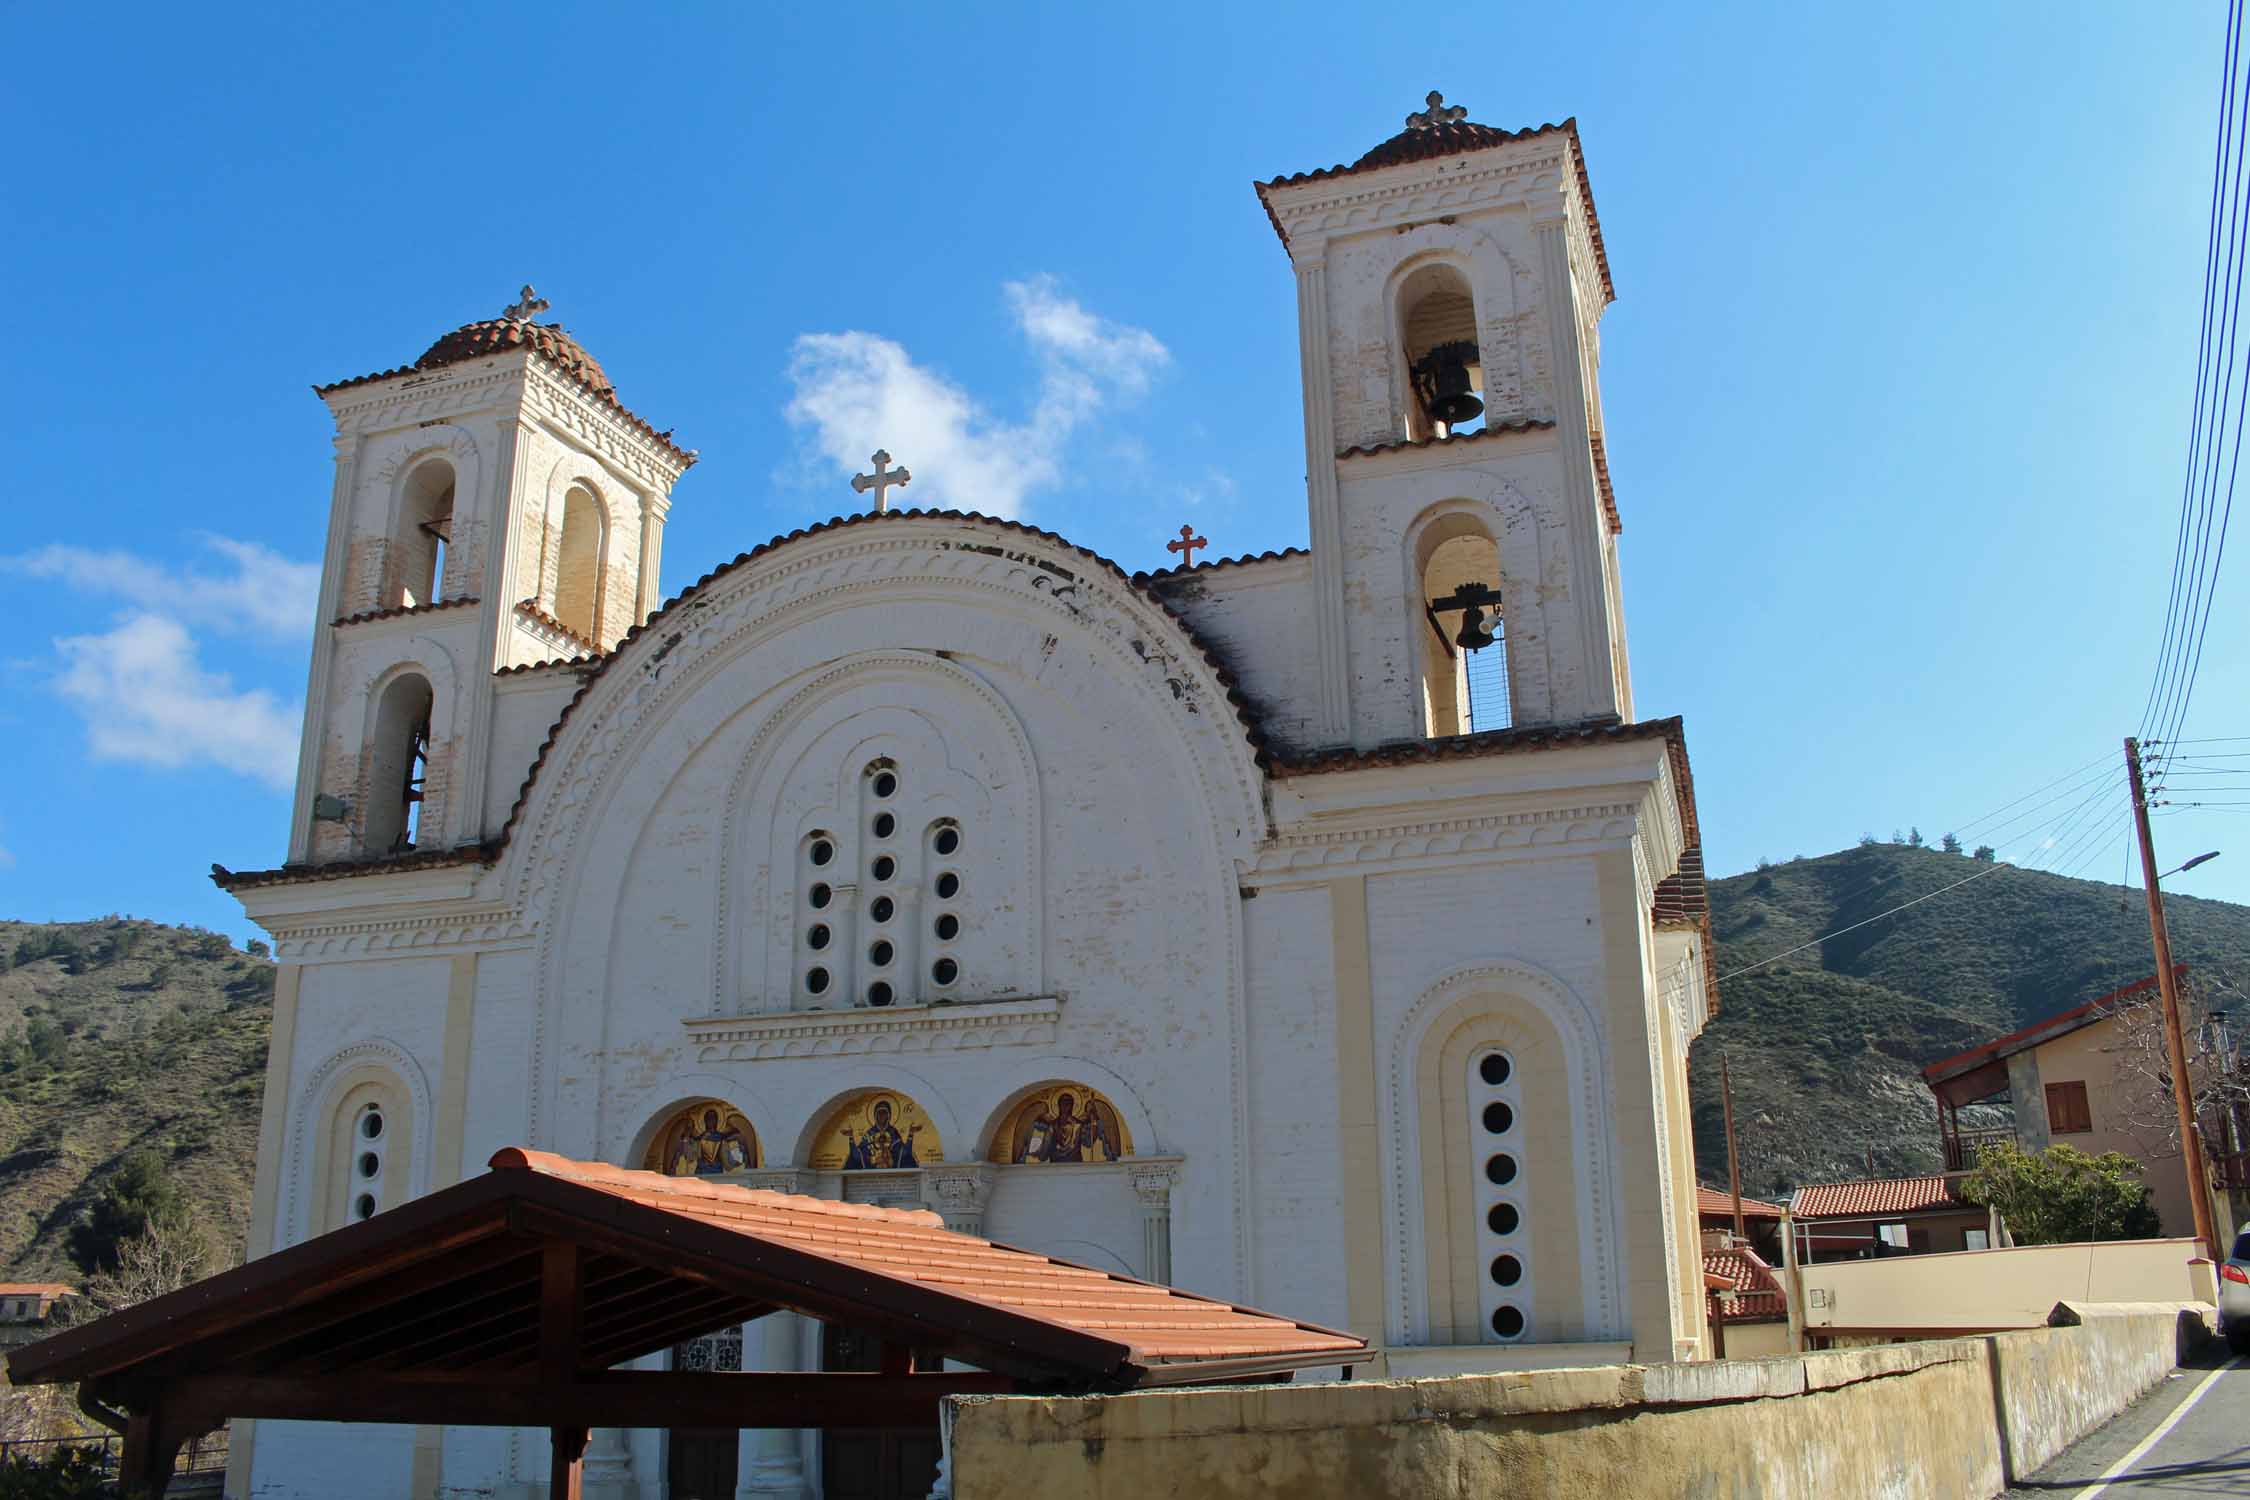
[2045,1080,2092,1135]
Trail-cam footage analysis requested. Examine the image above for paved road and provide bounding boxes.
[2004,1346,2250,1496]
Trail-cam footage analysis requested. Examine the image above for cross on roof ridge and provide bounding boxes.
[1406,90,1468,131]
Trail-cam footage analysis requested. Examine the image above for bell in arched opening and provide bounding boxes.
[1412,339,1485,431]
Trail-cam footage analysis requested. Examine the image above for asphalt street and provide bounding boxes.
[2003,1348,2250,1496]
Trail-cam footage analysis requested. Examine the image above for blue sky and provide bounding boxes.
[3,2,2246,939]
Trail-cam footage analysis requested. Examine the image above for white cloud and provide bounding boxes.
[52,614,300,790]
[8,535,319,641]
[785,276,1170,518]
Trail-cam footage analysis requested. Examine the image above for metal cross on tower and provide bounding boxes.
[502,284,551,321]
[1165,524,1209,567]
[851,450,912,513]
[1406,90,1468,131]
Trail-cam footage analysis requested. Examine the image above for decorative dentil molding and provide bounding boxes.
[262,907,528,962]
[681,996,1063,1064]
[1248,800,1643,879]
[1268,146,1574,248]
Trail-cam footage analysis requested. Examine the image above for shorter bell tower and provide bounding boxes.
[1258,93,1631,748]
[288,287,696,865]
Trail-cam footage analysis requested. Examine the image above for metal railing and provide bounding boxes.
[0,1431,228,1474]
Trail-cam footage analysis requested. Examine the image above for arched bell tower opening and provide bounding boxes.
[393,460,455,608]
[363,672,434,854]
[1397,261,1485,442]
[1413,510,1508,737]
[549,483,607,643]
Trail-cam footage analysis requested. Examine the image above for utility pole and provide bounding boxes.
[2125,736,2222,1263]
[1723,1051,1746,1239]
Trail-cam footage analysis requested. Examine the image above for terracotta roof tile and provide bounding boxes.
[494,656,600,678]
[1696,1185,1784,1220]
[1703,1247,1787,1318]
[0,1284,75,1297]
[1590,431,1623,535]
[332,596,480,629]
[514,598,602,656]
[1336,417,1559,461]
[316,317,694,469]
[1136,546,1309,584]
[1789,1176,1971,1221]
[212,844,500,893]
[1268,713,1680,776]
[1257,115,1614,305]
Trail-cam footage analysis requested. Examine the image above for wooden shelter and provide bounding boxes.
[8,1150,1363,1498]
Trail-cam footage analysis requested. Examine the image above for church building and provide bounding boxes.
[217,93,1716,1500]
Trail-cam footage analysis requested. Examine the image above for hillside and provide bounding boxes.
[0,919,272,1282]
[1690,844,2250,1195]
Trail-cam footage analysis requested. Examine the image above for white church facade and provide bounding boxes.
[219,95,1716,1500]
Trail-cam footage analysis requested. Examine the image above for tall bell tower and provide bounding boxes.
[1257,93,1631,748]
[287,288,696,865]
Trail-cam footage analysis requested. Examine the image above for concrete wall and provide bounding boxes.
[1801,1237,2204,1332]
[947,1303,2213,1500]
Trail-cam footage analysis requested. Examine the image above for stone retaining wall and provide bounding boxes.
[945,1303,2213,1499]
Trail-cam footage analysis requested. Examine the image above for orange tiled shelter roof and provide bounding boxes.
[1696,1185,1785,1220]
[10,1149,1363,1398]
[1789,1176,1971,1221]
[0,1283,76,1297]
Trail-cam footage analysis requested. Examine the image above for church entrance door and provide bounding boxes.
[819,1324,941,1500]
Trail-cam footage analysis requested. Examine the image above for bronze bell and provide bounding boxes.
[1415,340,1484,428]
[1455,603,1497,651]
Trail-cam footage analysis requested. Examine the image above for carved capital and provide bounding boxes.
[921,1164,996,1225]
[743,1168,807,1196]
[1128,1161,1181,1210]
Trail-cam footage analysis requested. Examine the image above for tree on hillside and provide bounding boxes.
[68,1151,189,1273]
[1959,1142,2159,1243]
[1941,832,1963,854]
[1859,833,1879,847]
[1907,827,1925,848]
[1973,845,1996,862]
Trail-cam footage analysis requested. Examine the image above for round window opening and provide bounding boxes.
[872,812,897,840]
[1491,1306,1525,1340]
[932,957,959,986]
[869,940,895,968]
[1484,1153,1519,1186]
[1482,1101,1515,1135]
[805,967,831,995]
[807,924,831,951]
[1490,1254,1523,1287]
[871,855,897,882]
[867,981,895,1008]
[872,770,898,799]
[354,1194,377,1221]
[357,1152,380,1179]
[359,1111,384,1141]
[934,871,961,900]
[809,882,832,910]
[932,826,960,856]
[933,913,960,941]
[1479,1053,1511,1087]
[1487,1202,1521,1236]
[809,839,835,868]
[870,896,895,924]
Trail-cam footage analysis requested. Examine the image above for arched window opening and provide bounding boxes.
[395,461,455,608]
[551,484,605,644]
[364,673,434,855]
[1417,519,1509,737]
[1398,263,1484,441]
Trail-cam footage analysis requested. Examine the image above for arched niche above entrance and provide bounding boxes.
[988,1083,1134,1165]
[643,1099,761,1176]
[807,1090,945,1171]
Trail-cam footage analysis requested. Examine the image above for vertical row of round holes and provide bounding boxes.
[1474,1049,1527,1341]
[803,832,835,999]
[928,821,961,989]
[352,1103,386,1221]
[864,762,898,1006]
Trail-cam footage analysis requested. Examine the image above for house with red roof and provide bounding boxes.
[1787,1175,1995,1260]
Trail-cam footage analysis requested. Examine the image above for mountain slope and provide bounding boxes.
[0,919,272,1282]
[1689,844,2250,1195]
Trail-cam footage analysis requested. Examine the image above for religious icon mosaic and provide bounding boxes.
[644,1100,759,1176]
[807,1091,944,1171]
[989,1083,1132,1165]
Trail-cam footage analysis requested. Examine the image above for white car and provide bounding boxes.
[2224,1229,2250,1356]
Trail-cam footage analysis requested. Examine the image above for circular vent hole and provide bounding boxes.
[807,924,831,951]
[869,940,895,967]
[360,1112,384,1141]
[935,871,961,900]
[357,1152,380,1179]
[1489,1254,1523,1287]
[809,882,832,910]
[354,1194,377,1221]
[933,913,960,941]
[933,825,960,856]
[1482,1101,1514,1135]
[1479,1053,1511,1087]
[1484,1153,1518,1187]
[870,896,895,924]
[1487,1202,1520,1236]
[867,982,894,1008]
[932,958,959,986]
[872,812,896,840]
[805,967,831,995]
[871,855,897,882]
[1491,1306,1525,1340]
[872,770,898,799]
[809,839,835,867]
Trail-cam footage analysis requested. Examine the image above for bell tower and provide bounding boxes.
[1257,93,1631,747]
[287,288,696,865]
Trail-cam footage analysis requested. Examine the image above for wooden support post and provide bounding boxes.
[1722,1051,1745,1239]
[120,1408,185,1499]
[539,1241,584,1382]
[549,1424,589,1500]
[879,1340,915,1376]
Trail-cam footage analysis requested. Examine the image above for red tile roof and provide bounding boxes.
[316,317,695,469]
[0,1283,75,1297]
[333,596,480,629]
[1257,115,1615,305]
[212,844,501,893]
[1703,1246,1787,1318]
[1335,417,1559,462]
[1921,970,2175,1089]
[1789,1176,1972,1221]
[514,598,601,655]
[1697,1185,1784,1220]
[1137,547,1309,583]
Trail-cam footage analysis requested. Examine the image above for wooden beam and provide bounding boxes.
[539,1242,583,1381]
[164,1370,1027,1432]
[550,1424,588,1500]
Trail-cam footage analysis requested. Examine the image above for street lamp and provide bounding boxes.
[2160,850,2223,881]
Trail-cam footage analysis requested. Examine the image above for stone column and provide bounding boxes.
[1129,1162,1182,1284]
[738,1312,812,1499]
[1291,245,1353,743]
[1531,206,1619,722]
[580,1427,636,1500]
[921,1165,995,1236]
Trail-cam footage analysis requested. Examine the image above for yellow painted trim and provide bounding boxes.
[433,954,478,1188]
[1330,875,1384,1340]
[228,963,301,1500]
